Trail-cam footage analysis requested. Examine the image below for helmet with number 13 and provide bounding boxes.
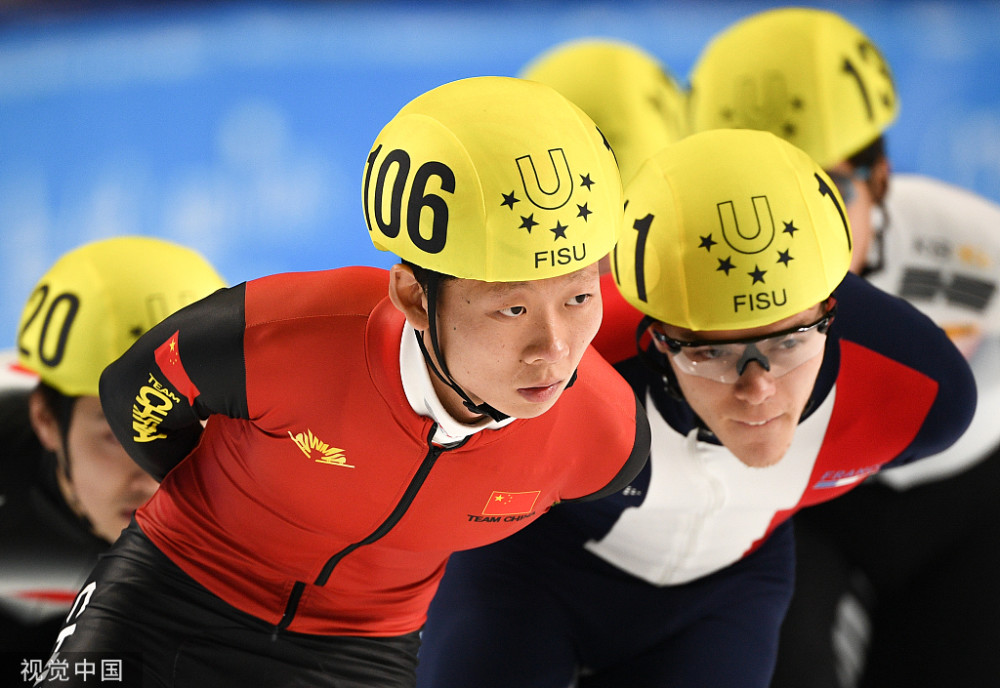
[689,7,899,274]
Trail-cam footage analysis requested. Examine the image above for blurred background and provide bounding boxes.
[2,0,998,347]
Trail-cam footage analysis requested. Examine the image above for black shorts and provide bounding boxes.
[31,521,421,688]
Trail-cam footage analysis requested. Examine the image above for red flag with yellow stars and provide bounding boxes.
[482,490,540,516]
[154,330,200,404]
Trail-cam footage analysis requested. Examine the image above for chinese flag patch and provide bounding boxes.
[154,330,200,404]
[482,490,540,516]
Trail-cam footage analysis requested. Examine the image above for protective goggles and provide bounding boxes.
[651,302,836,383]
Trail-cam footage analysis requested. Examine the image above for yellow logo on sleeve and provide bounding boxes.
[132,373,180,443]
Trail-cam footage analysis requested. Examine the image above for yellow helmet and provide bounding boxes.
[612,129,851,330]
[689,8,898,169]
[363,76,623,282]
[17,236,226,397]
[520,38,688,185]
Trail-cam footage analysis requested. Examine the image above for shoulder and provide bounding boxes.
[880,175,1000,275]
[832,273,969,386]
[244,266,391,325]
[833,272,957,361]
[0,389,61,529]
[888,174,1000,232]
[0,388,41,480]
[873,174,1000,333]
[553,346,649,452]
[831,273,976,451]
[571,347,643,415]
[540,347,650,500]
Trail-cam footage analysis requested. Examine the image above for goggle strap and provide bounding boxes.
[635,317,686,401]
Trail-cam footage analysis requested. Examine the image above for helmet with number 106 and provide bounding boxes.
[612,129,852,331]
[363,76,624,282]
[689,7,899,169]
[17,236,226,397]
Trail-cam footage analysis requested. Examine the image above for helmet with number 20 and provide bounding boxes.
[363,76,624,282]
[689,7,899,169]
[17,237,226,397]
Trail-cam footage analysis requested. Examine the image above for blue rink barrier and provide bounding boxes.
[1,0,998,347]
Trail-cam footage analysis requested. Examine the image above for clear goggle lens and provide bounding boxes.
[652,306,835,383]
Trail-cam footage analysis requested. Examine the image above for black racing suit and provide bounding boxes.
[0,389,106,673]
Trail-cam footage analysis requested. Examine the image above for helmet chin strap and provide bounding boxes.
[415,279,510,423]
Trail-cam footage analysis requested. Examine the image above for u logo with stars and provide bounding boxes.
[498,126,614,273]
[499,138,606,245]
[699,194,800,290]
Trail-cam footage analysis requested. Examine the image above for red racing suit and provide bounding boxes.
[98,266,649,637]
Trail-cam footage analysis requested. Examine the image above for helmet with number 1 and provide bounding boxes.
[363,76,623,282]
[689,8,899,169]
[612,129,852,331]
[17,236,226,397]
[519,38,688,185]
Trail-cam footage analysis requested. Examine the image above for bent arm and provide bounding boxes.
[99,284,248,481]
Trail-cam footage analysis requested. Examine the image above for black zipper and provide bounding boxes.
[274,423,467,632]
